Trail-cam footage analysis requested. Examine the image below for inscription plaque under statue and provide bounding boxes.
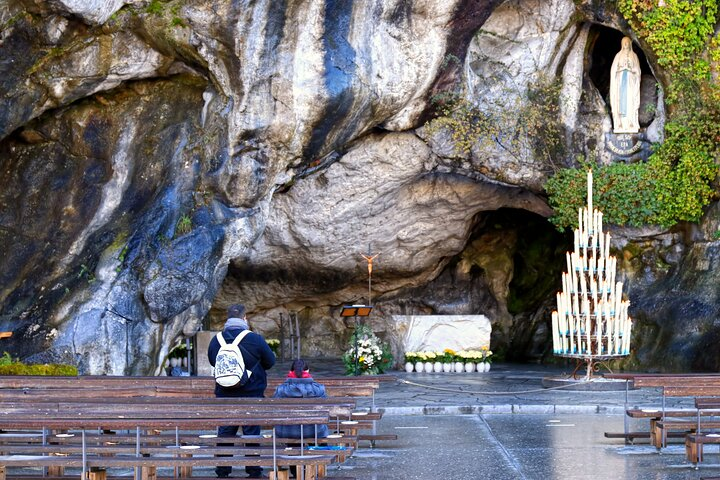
[605,132,651,162]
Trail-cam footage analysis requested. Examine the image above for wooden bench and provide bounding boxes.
[0,407,338,480]
[0,375,396,447]
[603,373,720,446]
[682,396,720,465]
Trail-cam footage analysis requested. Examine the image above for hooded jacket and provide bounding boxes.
[207,325,276,397]
[272,377,329,438]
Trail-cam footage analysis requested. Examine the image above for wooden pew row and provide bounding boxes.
[0,410,337,480]
[0,385,378,400]
[0,375,395,389]
[0,376,395,445]
[0,400,359,480]
[0,375,395,446]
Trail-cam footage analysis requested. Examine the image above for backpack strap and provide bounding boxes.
[215,331,227,346]
[230,329,252,346]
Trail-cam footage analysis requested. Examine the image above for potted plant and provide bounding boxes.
[403,352,416,372]
[453,351,465,373]
[480,346,493,372]
[440,349,455,373]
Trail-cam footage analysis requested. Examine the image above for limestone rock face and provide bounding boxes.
[0,0,714,373]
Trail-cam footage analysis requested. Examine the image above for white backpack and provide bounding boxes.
[214,330,253,387]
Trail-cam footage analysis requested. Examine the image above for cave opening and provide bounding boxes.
[472,208,571,362]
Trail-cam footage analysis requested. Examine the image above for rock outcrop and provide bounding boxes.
[0,0,716,373]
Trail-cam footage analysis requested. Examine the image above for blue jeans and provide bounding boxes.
[215,424,262,478]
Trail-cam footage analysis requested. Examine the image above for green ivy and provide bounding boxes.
[547,1,720,230]
[425,74,565,171]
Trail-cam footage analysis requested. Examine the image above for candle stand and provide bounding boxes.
[547,170,632,386]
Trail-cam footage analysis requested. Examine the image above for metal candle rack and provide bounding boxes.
[551,170,632,379]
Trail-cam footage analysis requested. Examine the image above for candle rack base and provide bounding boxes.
[541,354,629,391]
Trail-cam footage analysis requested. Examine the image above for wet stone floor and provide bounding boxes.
[332,413,720,480]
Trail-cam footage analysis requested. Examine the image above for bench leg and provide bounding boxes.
[0,465,5,480]
[88,468,107,480]
[649,419,659,448]
[140,466,157,480]
[177,452,192,477]
[303,465,318,480]
[268,469,290,480]
[48,464,65,476]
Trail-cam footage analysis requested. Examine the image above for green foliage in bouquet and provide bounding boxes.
[342,324,393,375]
[267,339,280,356]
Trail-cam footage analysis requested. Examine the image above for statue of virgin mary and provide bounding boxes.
[609,36,641,134]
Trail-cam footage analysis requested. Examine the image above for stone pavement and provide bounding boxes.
[270,359,720,479]
[277,358,695,414]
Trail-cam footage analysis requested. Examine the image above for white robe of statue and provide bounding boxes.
[609,36,641,134]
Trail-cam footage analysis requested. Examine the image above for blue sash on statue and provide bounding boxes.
[620,70,628,116]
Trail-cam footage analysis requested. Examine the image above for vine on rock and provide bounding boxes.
[547,0,720,230]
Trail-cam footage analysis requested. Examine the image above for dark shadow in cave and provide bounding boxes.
[489,209,571,362]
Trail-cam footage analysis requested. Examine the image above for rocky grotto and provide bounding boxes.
[1,0,719,375]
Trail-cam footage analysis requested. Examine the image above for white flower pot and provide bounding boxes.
[414,361,424,373]
[453,361,465,373]
[404,362,414,373]
[485,362,492,372]
[442,363,453,373]
[433,361,443,373]
[423,361,433,373]
[464,362,475,373]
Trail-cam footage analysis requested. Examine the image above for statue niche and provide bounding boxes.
[609,36,641,134]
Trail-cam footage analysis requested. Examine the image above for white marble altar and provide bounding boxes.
[390,315,491,352]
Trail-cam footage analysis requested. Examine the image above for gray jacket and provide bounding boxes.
[272,377,329,438]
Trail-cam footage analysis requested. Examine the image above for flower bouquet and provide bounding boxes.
[267,339,280,356]
[342,324,393,375]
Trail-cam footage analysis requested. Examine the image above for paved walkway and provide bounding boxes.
[275,358,694,414]
[271,359,718,479]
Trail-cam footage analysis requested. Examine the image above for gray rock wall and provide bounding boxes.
[0,0,716,373]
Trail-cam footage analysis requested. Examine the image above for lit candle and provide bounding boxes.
[605,233,611,261]
[566,252,572,276]
[595,302,602,355]
[574,230,579,254]
[573,288,580,317]
[585,308,591,356]
[624,316,632,354]
[578,209,583,236]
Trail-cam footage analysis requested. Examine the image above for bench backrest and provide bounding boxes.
[633,376,720,388]
[663,385,720,397]
[0,397,356,417]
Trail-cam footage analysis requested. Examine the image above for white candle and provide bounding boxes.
[573,288,580,317]
[574,230,579,254]
[578,208,583,235]
[585,309,591,356]
[566,252,572,276]
[605,233,611,261]
[587,170,593,216]
[595,302,602,354]
[552,311,559,352]
[598,211,603,236]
